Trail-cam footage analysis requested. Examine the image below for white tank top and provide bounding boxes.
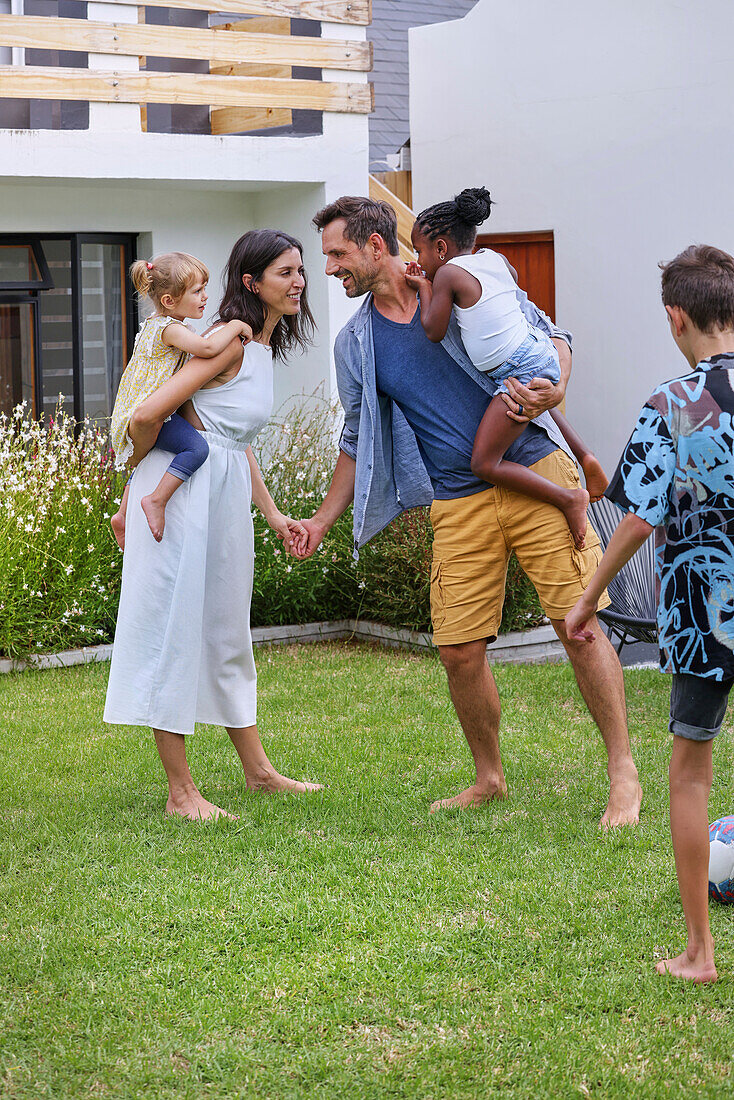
[447,248,529,372]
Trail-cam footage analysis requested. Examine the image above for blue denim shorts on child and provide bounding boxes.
[488,326,561,396]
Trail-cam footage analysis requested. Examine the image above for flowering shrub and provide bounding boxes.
[0,402,124,659]
[251,397,544,635]
[0,398,543,658]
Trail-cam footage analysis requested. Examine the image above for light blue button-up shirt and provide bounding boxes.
[334,287,573,550]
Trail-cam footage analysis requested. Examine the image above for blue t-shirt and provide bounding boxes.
[371,302,555,499]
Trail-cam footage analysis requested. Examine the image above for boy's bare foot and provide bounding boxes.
[656,945,717,984]
[600,772,642,830]
[141,494,166,542]
[581,454,610,502]
[430,781,508,813]
[110,510,126,550]
[562,487,590,549]
[165,791,237,822]
[246,768,323,795]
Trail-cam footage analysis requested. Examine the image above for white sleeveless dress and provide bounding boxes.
[104,341,273,735]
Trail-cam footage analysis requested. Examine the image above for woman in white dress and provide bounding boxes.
[104,230,320,820]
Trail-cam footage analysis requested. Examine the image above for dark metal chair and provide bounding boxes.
[589,497,658,655]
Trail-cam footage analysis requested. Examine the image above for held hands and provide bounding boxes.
[501,377,563,423]
[270,512,308,556]
[289,517,327,560]
[564,594,598,644]
[404,261,430,293]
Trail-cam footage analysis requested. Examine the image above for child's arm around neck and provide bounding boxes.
[162,318,252,358]
[405,262,477,343]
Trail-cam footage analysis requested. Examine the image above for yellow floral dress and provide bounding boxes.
[110,314,190,468]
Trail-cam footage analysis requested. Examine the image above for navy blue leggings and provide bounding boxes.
[155,412,209,481]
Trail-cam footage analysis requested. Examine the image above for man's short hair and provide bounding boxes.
[660,244,734,333]
[313,196,400,256]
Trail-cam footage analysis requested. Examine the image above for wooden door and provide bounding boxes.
[475,231,555,321]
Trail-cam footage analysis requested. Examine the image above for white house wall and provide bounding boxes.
[409,0,734,473]
[0,177,358,408]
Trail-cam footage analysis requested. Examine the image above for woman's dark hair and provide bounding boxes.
[216,229,315,362]
[660,245,734,333]
[415,187,493,251]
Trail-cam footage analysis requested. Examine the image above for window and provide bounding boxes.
[0,233,137,423]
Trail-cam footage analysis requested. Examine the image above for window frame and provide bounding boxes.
[0,231,137,423]
[0,235,54,292]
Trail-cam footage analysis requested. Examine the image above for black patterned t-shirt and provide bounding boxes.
[606,352,734,681]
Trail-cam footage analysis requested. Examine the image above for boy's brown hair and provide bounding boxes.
[660,244,734,333]
[313,196,400,256]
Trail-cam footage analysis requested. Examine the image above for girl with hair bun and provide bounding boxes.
[111,251,252,545]
[405,187,607,548]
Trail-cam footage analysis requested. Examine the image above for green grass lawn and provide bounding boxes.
[1,644,733,1099]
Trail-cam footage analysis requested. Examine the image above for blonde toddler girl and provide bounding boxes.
[110,251,251,545]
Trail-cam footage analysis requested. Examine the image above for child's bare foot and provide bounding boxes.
[562,487,590,549]
[141,494,166,542]
[581,454,609,502]
[110,510,126,550]
[656,943,717,984]
[429,781,508,813]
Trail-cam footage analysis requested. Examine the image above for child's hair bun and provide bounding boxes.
[454,187,493,227]
[129,259,154,297]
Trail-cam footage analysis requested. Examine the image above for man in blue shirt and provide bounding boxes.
[299,196,641,828]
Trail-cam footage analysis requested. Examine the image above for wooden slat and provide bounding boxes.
[0,16,372,70]
[209,13,291,131]
[0,65,374,112]
[369,173,416,257]
[211,105,291,132]
[80,0,371,24]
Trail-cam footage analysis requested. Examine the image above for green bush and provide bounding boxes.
[0,400,544,658]
[0,403,125,659]
[252,397,545,635]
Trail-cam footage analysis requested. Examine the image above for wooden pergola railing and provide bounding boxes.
[369,173,415,263]
[0,0,373,133]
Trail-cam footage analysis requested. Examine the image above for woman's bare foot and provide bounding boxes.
[110,510,126,550]
[562,487,590,549]
[165,789,237,822]
[581,454,609,502]
[600,771,642,830]
[656,943,717,984]
[246,767,323,795]
[141,494,166,542]
[429,781,508,813]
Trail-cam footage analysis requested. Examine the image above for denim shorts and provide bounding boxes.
[669,672,734,741]
[488,327,561,396]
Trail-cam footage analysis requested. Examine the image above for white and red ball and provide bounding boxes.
[709,816,734,903]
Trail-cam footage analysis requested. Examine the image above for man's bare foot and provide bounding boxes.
[110,510,126,550]
[429,781,508,813]
[600,772,642,830]
[246,768,323,795]
[656,945,717,984]
[165,790,237,822]
[141,494,166,542]
[581,454,609,502]
[562,487,590,549]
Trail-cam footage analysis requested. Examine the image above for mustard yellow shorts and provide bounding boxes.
[429,449,610,646]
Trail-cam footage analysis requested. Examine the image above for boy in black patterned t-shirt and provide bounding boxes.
[566,245,734,984]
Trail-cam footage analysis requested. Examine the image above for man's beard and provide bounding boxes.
[336,266,378,298]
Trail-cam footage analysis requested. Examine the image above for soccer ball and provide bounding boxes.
[708,816,734,903]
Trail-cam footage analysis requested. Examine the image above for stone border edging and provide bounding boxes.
[0,621,566,675]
